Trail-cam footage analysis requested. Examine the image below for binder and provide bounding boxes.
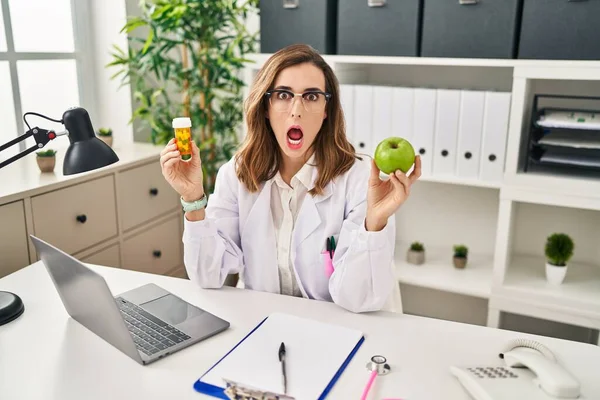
[433,89,461,176]
[193,312,365,400]
[412,88,437,176]
[391,87,414,143]
[480,92,511,182]
[353,85,373,156]
[456,90,485,179]
[372,86,393,151]
[339,84,355,142]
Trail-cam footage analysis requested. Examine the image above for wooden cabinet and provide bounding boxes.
[0,143,184,279]
[122,215,181,275]
[80,244,121,268]
[117,161,180,232]
[31,175,118,255]
[0,201,30,278]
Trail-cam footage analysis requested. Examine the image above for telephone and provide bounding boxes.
[450,338,581,399]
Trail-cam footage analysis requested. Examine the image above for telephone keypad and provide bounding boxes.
[467,367,518,379]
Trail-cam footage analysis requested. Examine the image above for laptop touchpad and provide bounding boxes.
[140,294,205,326]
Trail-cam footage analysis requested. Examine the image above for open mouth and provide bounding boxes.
[286,126,304,149]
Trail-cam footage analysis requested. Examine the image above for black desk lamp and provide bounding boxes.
[0,106,119,326]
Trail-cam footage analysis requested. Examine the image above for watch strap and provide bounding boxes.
[180,193,208,212]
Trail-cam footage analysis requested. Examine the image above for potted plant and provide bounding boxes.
[453,245,468,269]
[108,0,259,196]
[108,1,259,289]
[406,241,425,265]
[97,128,113,147]
[36,149,57,173]
[544,233,574,285]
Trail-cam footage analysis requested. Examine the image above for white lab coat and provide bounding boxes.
[182,156,402,313]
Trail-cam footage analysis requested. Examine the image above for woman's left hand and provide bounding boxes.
[365,155,422,231]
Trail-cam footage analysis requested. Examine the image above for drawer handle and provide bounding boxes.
[149,188,159,196]
[489,154,497,162]
[368,0,386,7]
[282,0,298,9]
[441,150,449,157]
[153,250,162,258]
[465,151,472,159]
[459,0,478,4]
[76,214,87,224]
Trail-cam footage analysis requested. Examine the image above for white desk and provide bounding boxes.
[1,262,600,400]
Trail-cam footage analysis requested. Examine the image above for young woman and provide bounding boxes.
[160,44,421,313]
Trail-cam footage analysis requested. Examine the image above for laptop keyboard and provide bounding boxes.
[115,297,191,356]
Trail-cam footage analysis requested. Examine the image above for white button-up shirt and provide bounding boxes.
[270,156,315,297]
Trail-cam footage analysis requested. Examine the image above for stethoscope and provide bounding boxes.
[361,355,393,400]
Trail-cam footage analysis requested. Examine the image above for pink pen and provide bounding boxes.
[322,250,334,277]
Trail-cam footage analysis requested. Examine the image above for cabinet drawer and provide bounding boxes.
[165,265,188,279]
[337,0,421,57]
[122,216,182,275]
[31,175,118,255]
[0,201,30,277]
[118,161,180,231]
[80,244,120,268]
[260,0,337,54]
[421,0,522,59]
[518,0,600,60]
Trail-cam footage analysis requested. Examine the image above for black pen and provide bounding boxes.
[279,342,287,394]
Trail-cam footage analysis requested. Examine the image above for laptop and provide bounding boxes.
[30,235,230,365]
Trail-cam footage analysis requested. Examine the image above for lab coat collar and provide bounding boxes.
[239,154,334,297]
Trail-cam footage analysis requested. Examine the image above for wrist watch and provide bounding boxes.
[180,193,208,212]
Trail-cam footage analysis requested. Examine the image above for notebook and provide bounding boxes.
[193,312,365,399]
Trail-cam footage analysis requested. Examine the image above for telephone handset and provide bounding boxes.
[450,338,581,400]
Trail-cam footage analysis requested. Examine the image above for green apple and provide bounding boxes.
[374,137,416,174]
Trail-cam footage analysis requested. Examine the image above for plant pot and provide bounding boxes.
[36,156,55,173]
[98,135,113,147]
[545,262,567,285]
[406,249,425,265]
[453,256,467,269]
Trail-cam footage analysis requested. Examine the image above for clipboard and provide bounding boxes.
[193,312,365,399]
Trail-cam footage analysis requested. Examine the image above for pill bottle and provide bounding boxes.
[172,117,192,161]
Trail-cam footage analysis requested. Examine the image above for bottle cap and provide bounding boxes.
[172,117,192,129]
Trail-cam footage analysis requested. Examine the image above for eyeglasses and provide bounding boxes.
[265,89,331,114]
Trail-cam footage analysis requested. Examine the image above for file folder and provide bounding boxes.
[480,92,511,182]
[412,88,437,176]
[372,86,393,151]
[456,90,485,179]
[433,89,461,176]
[339,84,355,142]
[392,87,414,143]
[353,85,374,156]
[193,312,365,400]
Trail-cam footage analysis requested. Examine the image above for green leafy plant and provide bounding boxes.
[36,149,57,157]
[410,241,424,252]
[453,245,468,259]
[545,233,574,267]
[97,128,113,136]
[108,0,259,194]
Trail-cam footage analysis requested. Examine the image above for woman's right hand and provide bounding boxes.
[160,138,204,201]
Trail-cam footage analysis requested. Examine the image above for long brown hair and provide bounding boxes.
[234,44,358,196]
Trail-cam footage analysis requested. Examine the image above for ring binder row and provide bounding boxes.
[339,84,511,183]
[224,379,296,400]
[525,94,600,176]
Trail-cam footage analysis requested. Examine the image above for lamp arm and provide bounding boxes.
[0,127,65,170]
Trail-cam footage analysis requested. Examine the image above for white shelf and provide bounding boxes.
[499,255,600,318]
[501,185,600,212]
[247,53,600,70]
[394,243,493,299]
[419,174,501,190]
